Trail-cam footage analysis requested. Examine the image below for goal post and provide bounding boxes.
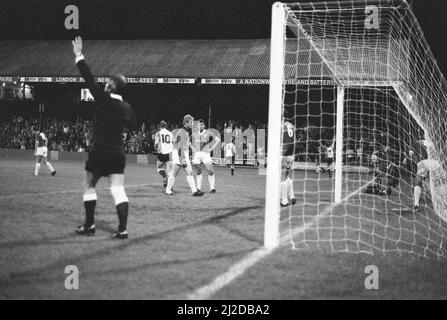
[334,86,345,203]
[264,0,447,258]
[264,2,286,249]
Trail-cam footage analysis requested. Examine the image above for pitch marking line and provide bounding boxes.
[186,178,375,300]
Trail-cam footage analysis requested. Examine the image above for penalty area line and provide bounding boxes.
[186,178,375,300]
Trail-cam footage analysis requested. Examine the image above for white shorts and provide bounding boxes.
[417,159,441,178]
[172,150,192,169]
[282,155,294,169]
[192,151,212,165]
[172,150,181,166]
[36,146,48,157]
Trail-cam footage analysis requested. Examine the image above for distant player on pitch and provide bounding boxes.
[325,138,336,178]
[411,140,442,211]
[316,143,326,174]
[280,120,297,207]
[154,121,174,188]
[192,119,220,193]
[224,137,236,176]
[34,131,56,177]
[165,114,204,196]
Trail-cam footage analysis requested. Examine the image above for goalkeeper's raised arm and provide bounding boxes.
[72,36,107,101]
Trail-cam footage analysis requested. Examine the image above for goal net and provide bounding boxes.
[265,0,447,258]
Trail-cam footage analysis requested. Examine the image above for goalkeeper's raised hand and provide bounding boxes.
[72,36,83,58]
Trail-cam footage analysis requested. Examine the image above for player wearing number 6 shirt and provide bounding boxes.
[154,121,174,188]
[192,119,220,193]
[280,121,297,207]
[72,36,137,239]
[165,115,204,196]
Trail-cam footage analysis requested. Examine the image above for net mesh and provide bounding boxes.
[278,0,447,258]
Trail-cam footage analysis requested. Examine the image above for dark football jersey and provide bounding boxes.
[76,59,137,152]
[174,126,191,160]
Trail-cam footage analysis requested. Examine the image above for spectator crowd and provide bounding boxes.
[0,115,389,166]
[0,116,268,156]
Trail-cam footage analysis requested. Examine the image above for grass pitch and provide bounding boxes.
[0,158,447,299]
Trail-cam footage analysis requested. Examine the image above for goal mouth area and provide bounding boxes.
[278,173,447,258]
[284,0,410,12]
[266,1,447,255]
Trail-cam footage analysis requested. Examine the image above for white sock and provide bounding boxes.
[280,181,288,205]
[186,175,198,193]
[287,178,295,199]
[34,163,40,176]
[166,175,175,193]
[46,162,55,173]
[414,186,421,206]
[196,174,203,190]
[208,174,215,190]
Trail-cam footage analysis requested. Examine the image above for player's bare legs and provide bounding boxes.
[109,173,130,237]
[194,162,215,193]
[414,176,422,210]
[280,168,289,207]
[42,157,56,176]
[157,160,168,187]
[34,155,42,176]
[194,164,203,191]
[203,162,216,193]
[166,162,201,196]
[184,163,201,195]
[286,172,295,204]
[76,171,101,235]
[280,157,295,207]
[165,160,173,188]
[34,154,55,176]
[166,163,181,195]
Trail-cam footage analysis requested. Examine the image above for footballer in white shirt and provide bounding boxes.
[224,137,236,176]
[34,131,56,177]
[153,121,174,188]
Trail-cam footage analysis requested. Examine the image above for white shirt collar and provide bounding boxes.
[110,93,123,101]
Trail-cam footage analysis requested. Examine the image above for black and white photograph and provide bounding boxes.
[1,0,447,304]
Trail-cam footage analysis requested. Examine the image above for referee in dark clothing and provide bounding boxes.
[72,36,137,239]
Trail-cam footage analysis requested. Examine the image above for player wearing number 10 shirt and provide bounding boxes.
[154,121,174,188]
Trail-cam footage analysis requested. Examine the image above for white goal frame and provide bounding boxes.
[264,0,447,250]
[264,2,346,248]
